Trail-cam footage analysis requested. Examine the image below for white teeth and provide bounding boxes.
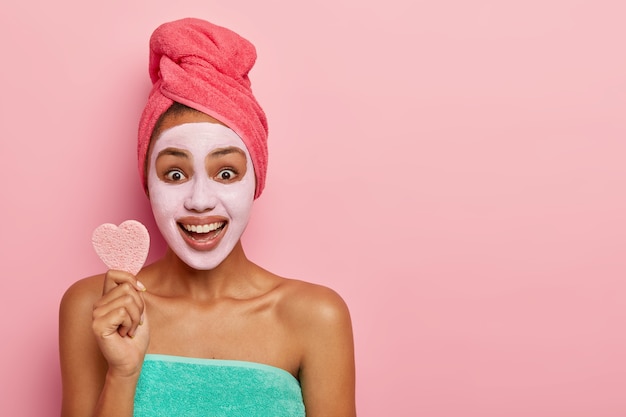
[183,222,224,233]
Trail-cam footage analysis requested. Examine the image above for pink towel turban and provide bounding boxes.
[137,18,268,198]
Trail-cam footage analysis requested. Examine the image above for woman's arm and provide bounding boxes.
[59,272,148,417]
[295,285,357,417]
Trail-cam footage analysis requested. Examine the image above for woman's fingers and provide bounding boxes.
[93,293,144,338]
[103,269,146,294]
[94,270,147,338]
[93,305,134,339]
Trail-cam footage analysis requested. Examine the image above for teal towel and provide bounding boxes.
[134,354,305,417]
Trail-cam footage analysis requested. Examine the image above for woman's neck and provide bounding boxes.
[145,241,261,301]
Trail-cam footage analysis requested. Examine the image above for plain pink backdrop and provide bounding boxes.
[1,1,625,416]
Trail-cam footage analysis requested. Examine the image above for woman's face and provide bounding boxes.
[147,111,255,270]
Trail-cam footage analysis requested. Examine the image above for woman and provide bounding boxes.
[59,18,356,417]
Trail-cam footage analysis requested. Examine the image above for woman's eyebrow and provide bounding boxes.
[209,147,246,158]
[157,148,189,159]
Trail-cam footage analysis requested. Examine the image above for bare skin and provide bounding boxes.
[59,111,356,417]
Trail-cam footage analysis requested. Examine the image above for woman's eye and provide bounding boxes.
[216,169,237,181]
[165,169,187,182]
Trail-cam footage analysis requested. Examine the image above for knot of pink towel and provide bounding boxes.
[137,18,268,198]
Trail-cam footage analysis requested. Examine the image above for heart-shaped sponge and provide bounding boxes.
[92,220,150,275]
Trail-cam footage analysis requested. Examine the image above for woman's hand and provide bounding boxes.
[92,270,150,377]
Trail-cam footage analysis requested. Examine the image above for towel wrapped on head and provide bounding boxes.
[137,17,268,198]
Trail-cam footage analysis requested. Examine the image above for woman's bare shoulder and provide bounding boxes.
[273,277,356,416]
[60,274,105,313]
[274,277,352,331]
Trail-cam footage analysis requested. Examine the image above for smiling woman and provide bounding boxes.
[58,18,356,417]
[148,113,255,271]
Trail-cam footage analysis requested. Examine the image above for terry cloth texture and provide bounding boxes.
[134,354,305,417]
[138,18,268,198]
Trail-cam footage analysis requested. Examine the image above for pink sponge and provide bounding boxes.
[92,220,150,275]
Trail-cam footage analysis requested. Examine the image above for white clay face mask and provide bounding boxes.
[147,122,255,270]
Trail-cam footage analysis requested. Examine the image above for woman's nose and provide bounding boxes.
[184,175,218,212]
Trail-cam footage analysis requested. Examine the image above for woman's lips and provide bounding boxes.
[177,219,227,250]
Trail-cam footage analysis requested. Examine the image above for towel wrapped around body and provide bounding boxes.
[133,354,304,417]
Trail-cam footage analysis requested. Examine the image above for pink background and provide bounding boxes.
[1,1,625,416]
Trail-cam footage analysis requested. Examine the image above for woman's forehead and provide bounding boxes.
[152,122,250,159]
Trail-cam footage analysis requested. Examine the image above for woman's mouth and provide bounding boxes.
[179,221,226,241]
